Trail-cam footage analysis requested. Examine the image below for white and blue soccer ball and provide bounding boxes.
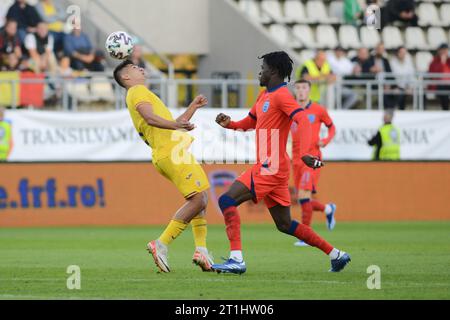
[105,31,134,60]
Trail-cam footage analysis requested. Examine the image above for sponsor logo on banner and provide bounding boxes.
[0,178,105,210]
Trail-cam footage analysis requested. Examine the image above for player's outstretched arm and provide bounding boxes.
[137,102,195,131]
[176,95,208,123]
[215,113,256,131]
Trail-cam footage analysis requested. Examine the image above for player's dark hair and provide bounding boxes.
[113,59,134,88]
[259,51,294,81]
[295,79,311,87]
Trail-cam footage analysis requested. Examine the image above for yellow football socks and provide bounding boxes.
[159,219,188,246]
[191,217,208,248]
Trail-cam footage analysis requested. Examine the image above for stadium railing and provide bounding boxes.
[0,72,449,110]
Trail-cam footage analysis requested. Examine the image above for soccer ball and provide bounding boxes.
[105,31,134,60]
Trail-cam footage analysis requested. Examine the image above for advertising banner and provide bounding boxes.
[0,162,449,227]
[3,109,450,161]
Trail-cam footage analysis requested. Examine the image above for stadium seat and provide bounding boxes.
[427,27,448,50]
[292,24,317,49]
[415,51,434,73]
[261,0,287,23]
[316,25,338,49]
[238,0,271,24]
[441,4,450,25]
[90,77,115,102]
[339,25,361,49]
[329,1,344,23]
[360,26,381,49]
[306,1,330,23]
[347,49,357,60]
[382,26,403,50]
[405,27,430,50]
[417,3,443,26]
[268,24,301,48]
[67,80,92,103]
[283,0,309,23]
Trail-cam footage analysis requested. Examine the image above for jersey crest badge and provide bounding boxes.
[262,101,270,113]
[308,114,316,123]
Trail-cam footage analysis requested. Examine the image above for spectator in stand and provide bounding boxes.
[390,46,415,110]
[0,19,22,70]
[57,56,73,78]
[36,0,66,55]
[296,50,336,104]
[381,0,418,29]
[351,47,371,78]
[364,42,396,108]
[428,43,450,111]
[6,0,41,42]
[344,0,363,26]
[24,22,56,73]
[130,42,147,70]
[327,46,359,109]
[63,26,105,72]
[1,53,19,71]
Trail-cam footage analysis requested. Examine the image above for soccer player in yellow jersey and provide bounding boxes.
[113,60,213,273]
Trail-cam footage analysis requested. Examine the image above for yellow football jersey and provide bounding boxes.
[126,85,193,162]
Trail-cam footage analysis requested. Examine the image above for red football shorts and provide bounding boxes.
[237,163,291,208]
[293,162,321,193]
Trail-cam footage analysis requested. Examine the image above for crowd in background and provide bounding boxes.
[1,0,449,110]
[298,0,450,110]
[298,42,450,110]
[0,0,107,76]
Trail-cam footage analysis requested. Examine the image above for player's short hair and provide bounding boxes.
[113,59,134,88]
[295,79,311,87]
[259,51,294,82]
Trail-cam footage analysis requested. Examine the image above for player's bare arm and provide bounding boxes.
[176,95,208,122]
[136,102,195,131]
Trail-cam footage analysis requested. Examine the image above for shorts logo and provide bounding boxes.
[262,101,270,113]
[308,114,316,123]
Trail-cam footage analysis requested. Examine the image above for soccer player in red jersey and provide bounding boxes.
[212,51,351,274]
[290,80,337,247]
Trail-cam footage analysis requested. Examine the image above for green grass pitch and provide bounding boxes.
[0,222,449,300]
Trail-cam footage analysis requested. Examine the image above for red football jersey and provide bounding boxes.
[291,101,334,163]
[228,83,311,179]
